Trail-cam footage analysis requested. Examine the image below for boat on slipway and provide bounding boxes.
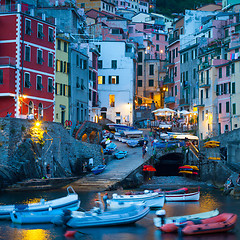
[91,165,106,175]
[53,204,150,228]
[109,192,165,209]
[0,186,79,220]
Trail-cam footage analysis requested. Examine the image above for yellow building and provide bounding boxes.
[55,35,70,125]
[76,0,116,14]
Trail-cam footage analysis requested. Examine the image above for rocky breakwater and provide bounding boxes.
[0,118,103,190]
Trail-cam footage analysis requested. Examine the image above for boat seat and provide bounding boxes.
[191,219,202,225]
[14,204,28,211]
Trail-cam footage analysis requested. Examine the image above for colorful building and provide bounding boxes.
[55,35,70,125]
[0,3,56,121]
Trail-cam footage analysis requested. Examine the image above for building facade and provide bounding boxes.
[0,3,56,121]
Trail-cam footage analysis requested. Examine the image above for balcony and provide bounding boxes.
[199,78,211,88]
[169,36,179,45]
[163,75,174,85]
[0,57,16,67]
[164,96,175,104]
[179,98,190,107]
[199,61,210,71]
[195,99,205,108]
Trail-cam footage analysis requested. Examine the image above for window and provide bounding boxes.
[24,72,31,88]
[57,39,61,50]
[25,19,32,35]
[25,46,30,62]
[56,60,60,71]
[38,103,43,118]
[225,29,229,37]
[149,79,154,87]
[48,53,53,67]
[37,24,44,39]
[60,61,63,72]
[224,83,228,94]
[76,77,80,88]
[89,89,91,101]
[226,65,230,77]
[64,42,67,52]
[138,65,142,76]
[29,101,33,114]
[165,35,167,41]
[175,85,177,96]
[98,60,102,69]
[206,88,209,98]
[81,78,85,90]
[202,110,204,121]
[108,76,119,84]
[37,49,43,64]
[138,52,143,63]
[112,60,117,69]
[109,94,115,107]
[149,64,154,75]
[193,68,196,79]
[219,103,222,114]
[116,112,120,117]
[48,28,54,42]
[232,82,236,94]
[0,70,2,84]
[175,66,177,76]
[232,63,235,74]
[48,78,53,93]
[176,47,178,57]
[98,76,105,84]
[219,67,222,78]
[138,80,142,87]
[156,45,159,51]
[36,75,43,90]
[76,55,79,67]
[226,101,230,113]
[64,61,67,73]
[233,103,236,115]
[156,34,159,40]
[60,83,63,95]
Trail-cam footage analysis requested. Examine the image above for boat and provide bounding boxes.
[10,203,80,224]
[109,192,165,209]
[114,151,128,159]
[182,213,237,235]
[105,142,117,152]
[159,212,237,235]
[52,203,150,228]
[154,209,220,228]
[0,186,79,220]
[178,165,199,175]
[91,165,106,175]
[126,139,139,147]
[125,188,188,195]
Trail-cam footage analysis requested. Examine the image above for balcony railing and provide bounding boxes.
[179,98,190,106]
[169,35,179,45]
[0,57,16,66]
[199,61,210,71]
[164,96,175,104]
[163,75,174,85]
[199,78,211,88]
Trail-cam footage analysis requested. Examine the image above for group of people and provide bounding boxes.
[224,174,240,190]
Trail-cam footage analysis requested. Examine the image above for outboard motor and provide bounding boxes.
[156,209,166,226]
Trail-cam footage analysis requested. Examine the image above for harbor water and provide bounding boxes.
[0,186,238,240]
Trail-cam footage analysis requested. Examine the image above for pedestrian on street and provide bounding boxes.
[142,144,147,160]
[103,193,109,211]
[46,164,51,178]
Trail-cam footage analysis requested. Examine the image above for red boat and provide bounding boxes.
[160,213,237,235]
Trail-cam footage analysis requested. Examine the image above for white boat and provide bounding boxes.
[164,191,200,202]
[53,204,150,228]
[153,209,219,228]
[110,192,165,208]
[10,203,80,224]
[0,186,79,219]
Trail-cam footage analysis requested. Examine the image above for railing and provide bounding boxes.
[0,57,16,66]
[163,75,174,84]
[179,98,189,106]
[169,35,179,44]
[199,78,211,88]
[199,61,210,70]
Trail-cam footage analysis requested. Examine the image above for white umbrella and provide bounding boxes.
[155,112,172,116]
[152,108,176,113]
[179,110,190,115]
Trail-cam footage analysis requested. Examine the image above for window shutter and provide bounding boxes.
[108,76,111,84]
[103,76,105,84]
[216,85,219,96]
[116,76,119,84]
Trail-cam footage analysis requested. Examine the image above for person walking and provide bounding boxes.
[142,144,147,160]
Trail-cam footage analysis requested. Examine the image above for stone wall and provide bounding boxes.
[0,118,103,189]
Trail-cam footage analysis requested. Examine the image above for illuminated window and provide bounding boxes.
[98,76,105,84]
[56,60,60,71]
[108,76,119,84]
[109,94,115,107]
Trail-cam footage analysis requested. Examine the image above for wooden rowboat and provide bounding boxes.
[164,191,200,202]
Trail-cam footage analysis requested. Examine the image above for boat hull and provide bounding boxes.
[66,204,150,228]
[164,191,200,202]
[0,187,79,219]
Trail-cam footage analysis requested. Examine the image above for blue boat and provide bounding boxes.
[114,151,128,159]
[105,142,117,152]
[91,165,106,175]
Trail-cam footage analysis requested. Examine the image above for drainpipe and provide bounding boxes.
[21,13,25,115]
